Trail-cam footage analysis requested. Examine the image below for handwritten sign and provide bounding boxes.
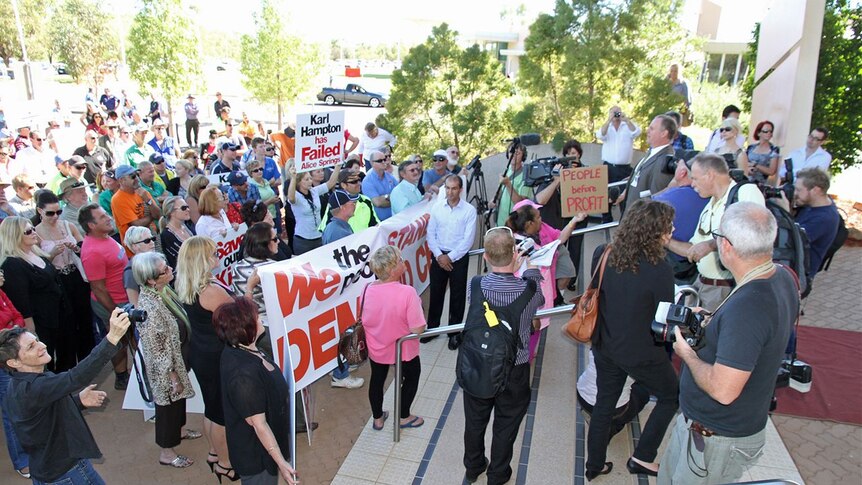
[212,223,248,287]
[295,110,345,173]
[560,166,608,217]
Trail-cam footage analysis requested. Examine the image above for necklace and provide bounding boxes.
[237,345,266,358]
[169,222,190,240]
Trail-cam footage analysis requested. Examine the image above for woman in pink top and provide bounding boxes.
[363,245,426,430]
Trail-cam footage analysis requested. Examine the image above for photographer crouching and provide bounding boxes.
[658,202,798,484]
[0,307,132,484]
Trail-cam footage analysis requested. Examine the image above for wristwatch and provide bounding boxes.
[384,194,390,200]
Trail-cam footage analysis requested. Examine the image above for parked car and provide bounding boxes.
[317,84,386,107]
[54,63,68,75]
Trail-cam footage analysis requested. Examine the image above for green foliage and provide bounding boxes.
[516,0,699,145]
[0,0,55,64]
[239,0,323,130]
[127,0,204,108]
[382,23,511,159]
[49,0,117,84]
[812,0,862,172]
[689,81,746,133]
[739,23,760,113]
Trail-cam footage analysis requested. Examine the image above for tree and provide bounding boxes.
[516,0,697,145]
[0,0,55,66]
[126,0,203,131]
[382,23,510,160]
[811,0,862,172]
[49,0,117,85]
[240,0,323,130]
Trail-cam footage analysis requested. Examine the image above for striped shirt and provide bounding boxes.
[468,269,545,365]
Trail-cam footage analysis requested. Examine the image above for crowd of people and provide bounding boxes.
[0,80,844,485]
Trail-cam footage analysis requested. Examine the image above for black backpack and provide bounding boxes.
[456,276,536,399]
[726,183,812,297]
[819,211,848,273]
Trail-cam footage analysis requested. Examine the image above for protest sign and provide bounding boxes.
[560,166,609,217]
[212,223,247,287]
[259,201,435,390]
[295,110,345,173]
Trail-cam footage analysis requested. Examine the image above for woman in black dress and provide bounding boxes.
[160,196,196,269]
[585,199,678,480]
[175,236,236,481]
[215,297,298,485]
[0,217,66,373]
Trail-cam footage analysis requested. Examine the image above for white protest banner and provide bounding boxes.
[207,172,231,187]
[259,201,435,390]
[295,110,345,173]
[212,223,247,287]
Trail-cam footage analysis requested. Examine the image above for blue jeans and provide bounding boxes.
[331,361,349,380]
[0,369,29,471]
[32,459,105,485]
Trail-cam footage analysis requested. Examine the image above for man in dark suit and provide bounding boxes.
[618,115,677,214]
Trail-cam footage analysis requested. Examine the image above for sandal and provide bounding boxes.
[399,416,425,429]
[16,468,31,479]
[160,455,194,468]
[207,452,219,472]
[372,411,389,431]
[181,429,202,440]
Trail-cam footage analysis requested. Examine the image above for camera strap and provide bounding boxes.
[704,260,776,327]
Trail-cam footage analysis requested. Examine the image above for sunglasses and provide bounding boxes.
[265,147,275,152]
[719,127,733,133]
[153,159,165,165]
[414,158,423,163]
[126,174,139,180]
[43,209,63,217]
[407,168,420,174]
[32,137,44,142]
[433,156,447,162]
[712,230,733,246]
[271,236,279,243]
[344,179,360,185]
[179,205,190,211]
[135,236,157,245]
[250,168,263,173]
[73,165,87,170]
[159,266,173,276]
[760,129,772,134]
[107,126,118,130]
[87,137,97,140]
[23,227,37,236]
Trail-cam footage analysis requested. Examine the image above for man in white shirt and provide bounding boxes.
[779,127,832,180]
[423,176,477,349]
[357,122,396,167]
[665,153,765,311]
[597,106,641,222]
[705,105,746,153]
[9,131,60,185]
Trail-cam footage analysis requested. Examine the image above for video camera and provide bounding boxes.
[660,149,701,175]
[729,157,795,202]
[650,302,708,350]
[522,156,583,187]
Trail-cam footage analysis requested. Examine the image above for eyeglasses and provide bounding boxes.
[712,230,733,246]
[23,227,36,236]
[808,134,824,142]
[250,168,263,173]
[697,209,716,236]
[43,209,63,217]
[271,236,279,243]
[760,129,772,134]
[135,236,157,245]
[407,168,420,174]
[719,127,733,133]
[153,159,165,165]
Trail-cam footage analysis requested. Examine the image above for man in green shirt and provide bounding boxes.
[124,124,154,168]
[496,144,531,227]
[137,160,167,203]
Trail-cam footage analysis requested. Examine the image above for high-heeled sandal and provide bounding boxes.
[585,462,613,481]
[214,463,240,483]
[206,452,219,472]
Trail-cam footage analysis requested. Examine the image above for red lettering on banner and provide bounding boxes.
[217,237,243,258]
[308,309,339,369]
[214,268,231,287]
[274,263,344,318]
[301,142,342,161]
[287,328,311,382]
[415,241,432,283]
[387,213,430,250]
[401,259,414,287]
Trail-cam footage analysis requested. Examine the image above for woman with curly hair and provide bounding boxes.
[585,199,678,481]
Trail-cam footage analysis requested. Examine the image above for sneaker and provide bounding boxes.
[331,375,364,389]
[114,371,130,390]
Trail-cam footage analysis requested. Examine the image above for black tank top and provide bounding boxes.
[183,282,233,353]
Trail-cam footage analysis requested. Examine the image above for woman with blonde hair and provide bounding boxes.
[166,158,196,198]
[131,251,199,468]
[362,245,426,431]
[159,196,196,269]
[185,174,210,224]
[175,236,236,480]
[0,217,67,371]
[196,186,238,239]
[286,162,339,255]
[713,117,744,168]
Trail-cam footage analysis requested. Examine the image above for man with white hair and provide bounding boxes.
[73,130,112,185]
[660,202,797,484]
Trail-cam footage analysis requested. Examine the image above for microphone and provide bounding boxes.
[503,133,541,146]
[553,156,582,164]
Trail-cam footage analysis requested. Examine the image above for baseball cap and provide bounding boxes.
[221,142,238,151]
[59,178,86,197]
[114,165,137,179]
[69,155,87,169]
[149,153,165,164]
[151,118,166,128]
[226,171,247,185]
[329,189,359,209]
[512,199,543,212]
[432,149,448,160]
[133,123,149,132]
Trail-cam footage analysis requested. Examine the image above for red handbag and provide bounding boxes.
[563,245,610,343]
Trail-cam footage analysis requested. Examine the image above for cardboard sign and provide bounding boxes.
[295,110,345,173]
[259,201,434,390]
[206,173,231,187]
[560,166,609,216]
[212,223,247,287]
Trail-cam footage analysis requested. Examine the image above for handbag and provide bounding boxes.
[563,245,611,343]
[337,284,370,367]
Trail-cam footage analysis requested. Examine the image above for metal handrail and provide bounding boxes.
[391,222,619,441]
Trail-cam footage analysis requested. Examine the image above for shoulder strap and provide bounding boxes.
[358,283,371,321]
[725,182,745,210]
[595,245,612,291]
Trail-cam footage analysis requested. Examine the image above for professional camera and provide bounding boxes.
[522,156,583,187]
[515,237,536,257]
[650,303,708,350]
[660,149,700,174]
[121,303,148,324]
[613,111,622,118]
[775,358,813,392]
